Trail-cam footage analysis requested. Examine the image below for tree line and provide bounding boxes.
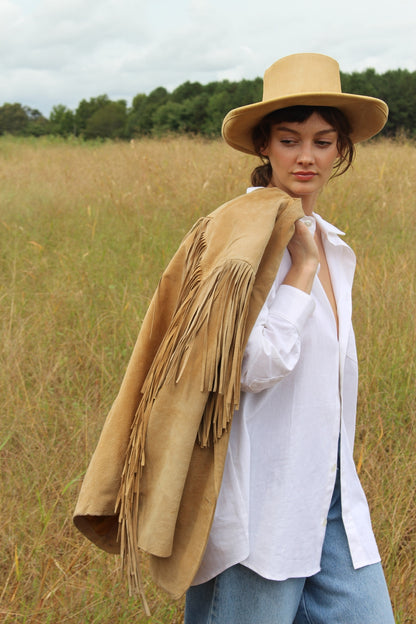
[0,68,414,140]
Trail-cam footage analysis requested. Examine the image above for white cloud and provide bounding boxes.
[0,0,415,115]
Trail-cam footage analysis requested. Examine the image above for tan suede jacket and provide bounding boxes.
[73,187,303,603]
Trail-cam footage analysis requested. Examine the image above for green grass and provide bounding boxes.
[0,135,415,622]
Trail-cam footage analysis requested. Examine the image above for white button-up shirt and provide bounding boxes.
[193,212,381,585]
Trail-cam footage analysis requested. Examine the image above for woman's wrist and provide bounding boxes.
[282,260,318,294]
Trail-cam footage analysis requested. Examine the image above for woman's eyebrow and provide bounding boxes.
[315,129,337,135]
[275,126,337,135]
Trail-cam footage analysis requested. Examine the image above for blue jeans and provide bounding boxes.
[185,468,394,624]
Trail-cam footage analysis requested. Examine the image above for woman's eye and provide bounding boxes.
[280,139,296,145]
[316,141,332,147]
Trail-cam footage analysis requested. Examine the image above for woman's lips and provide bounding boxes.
[293,171,317,181]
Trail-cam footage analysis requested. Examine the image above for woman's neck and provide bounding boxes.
[301,193,318,216]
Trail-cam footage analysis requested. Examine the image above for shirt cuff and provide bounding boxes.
[268,284,315,334]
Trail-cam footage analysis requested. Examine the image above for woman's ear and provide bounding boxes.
[259,143,269,158]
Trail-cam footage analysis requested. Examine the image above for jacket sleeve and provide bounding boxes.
[72,230,194,553]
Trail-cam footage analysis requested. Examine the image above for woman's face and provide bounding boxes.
[261,112,340,212]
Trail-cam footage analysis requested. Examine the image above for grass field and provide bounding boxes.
[0,135,415,623]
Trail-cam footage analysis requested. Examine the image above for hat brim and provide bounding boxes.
[222,92,389,154]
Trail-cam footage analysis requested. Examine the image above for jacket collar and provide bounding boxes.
[247,189,347,245]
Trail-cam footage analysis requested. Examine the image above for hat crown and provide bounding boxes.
[263,53,342,102]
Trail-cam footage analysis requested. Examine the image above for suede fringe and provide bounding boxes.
[115,217,255,605]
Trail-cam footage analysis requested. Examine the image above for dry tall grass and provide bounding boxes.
[0,135,415,623]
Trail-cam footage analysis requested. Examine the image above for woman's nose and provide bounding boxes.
[297,143,314,164]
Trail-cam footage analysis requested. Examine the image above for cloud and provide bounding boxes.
[0,0,414,115]
[0,0,153,110]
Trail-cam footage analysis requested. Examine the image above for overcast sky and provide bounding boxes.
[1,0,415,115]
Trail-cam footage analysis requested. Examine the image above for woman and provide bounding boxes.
[184,55,395,622]
[73,54,394,623]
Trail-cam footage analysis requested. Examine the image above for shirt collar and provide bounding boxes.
[313,213,346,242]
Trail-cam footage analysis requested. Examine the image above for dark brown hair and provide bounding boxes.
[251,105,355,187]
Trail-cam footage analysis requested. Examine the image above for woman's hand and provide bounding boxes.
[282,220,319,294]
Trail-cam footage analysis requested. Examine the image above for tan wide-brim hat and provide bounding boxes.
[222,53,389,154]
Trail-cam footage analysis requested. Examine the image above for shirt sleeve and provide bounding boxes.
[241,284,315,393]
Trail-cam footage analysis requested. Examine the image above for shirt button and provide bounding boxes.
[299,216,316,234]
[331,464,337,473]
[322,518,327,527]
